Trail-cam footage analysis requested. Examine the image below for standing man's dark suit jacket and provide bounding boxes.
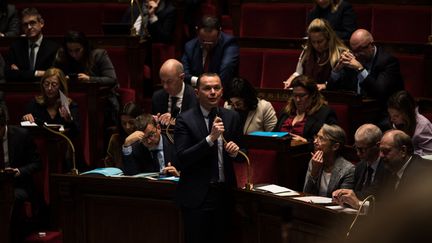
[354,159,392,200]
[122,134,177,175]
[5,37,59,82]
[151,83,198,115]
[7,126,41,200]
[181,32,239,89]
[174,106,242,208]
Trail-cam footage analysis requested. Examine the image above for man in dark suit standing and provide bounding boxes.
[5,8,59,82]
[328,29,403,128]
[333,129,431,209]
[122,113,179,176]
[181,15,239,91]
[174,73,243,243]
[152,59,197,126]
[0,104,41,241]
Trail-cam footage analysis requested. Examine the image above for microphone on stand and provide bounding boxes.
[34,118,78,175]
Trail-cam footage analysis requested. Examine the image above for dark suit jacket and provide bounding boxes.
[122,134,177,175]
[0,4,19,37]
[328,46,404,105]
[396,154,432,193]
[181,32,239,89]
[274,105,338,143]
[174,105,243,208]
[122,0,176,44]
[354,159,393,200]
[151,83,197,115]
[307,1,357,40]
[5,37,59,82]
[7,126,42,199]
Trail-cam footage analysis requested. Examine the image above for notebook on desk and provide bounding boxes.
[102,23,131,35]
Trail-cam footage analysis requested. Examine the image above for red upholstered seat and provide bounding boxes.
[101,3,129,23]
[240,3,310,38]
[371,5,431,43]
[395,53,427,98]
[234,149,278,188]
[352,4,372,31]
[239,48,263,87]
[261,49,302,88]
[328,103,352,143]
[25,231,62,243]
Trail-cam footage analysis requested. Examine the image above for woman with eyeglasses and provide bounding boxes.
[283,18,349,90]
[22,68,79,135]
[274,75,337,143]
[224,77,277,134]
[304,123,355,197]
[387,90,432,156]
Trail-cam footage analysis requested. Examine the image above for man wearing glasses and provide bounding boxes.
[5,8,59,82]
[181,15,239,92]
[332,124,392,207]
[122,113,179,176]
[328,29,403,129]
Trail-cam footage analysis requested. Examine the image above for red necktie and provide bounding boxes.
[204,51,211,72]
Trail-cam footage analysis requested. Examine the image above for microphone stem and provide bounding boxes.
[42,126,78,175]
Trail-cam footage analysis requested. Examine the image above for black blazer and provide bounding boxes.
[0,4,19,37]
[274,105,338,143]
[122,134,177,175]
[5,37,59,82]
[7,126,42,198]
[307,0,357,40]
[151,83,197,115]
[174,105,243,208]
[354,159,393,200]
[396,154,432,193]
[327,46,404,104]
[122,0,176,44]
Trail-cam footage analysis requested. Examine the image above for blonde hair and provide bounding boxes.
[302,18,348,68]
[36,68,69,105]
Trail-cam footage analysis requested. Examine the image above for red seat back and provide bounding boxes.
[395,53,427,98]
[239,48,264,87]
[261,49,301,88]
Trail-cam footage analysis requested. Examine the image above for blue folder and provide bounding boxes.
[248,131,290,138]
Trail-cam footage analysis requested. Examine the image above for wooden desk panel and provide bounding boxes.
[51,174,352,243]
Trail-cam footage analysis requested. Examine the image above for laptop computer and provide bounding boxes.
[102,23,131,36]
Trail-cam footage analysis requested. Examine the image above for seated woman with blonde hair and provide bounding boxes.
[283,18,349,90]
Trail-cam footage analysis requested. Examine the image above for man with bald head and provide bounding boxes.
[152,59,197,125]
[333,129,431,209]
[328,29,403,128]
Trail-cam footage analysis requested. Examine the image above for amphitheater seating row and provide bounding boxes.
[240,3,432,43]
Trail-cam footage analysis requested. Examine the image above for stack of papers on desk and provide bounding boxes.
[293,196,333,204]
[255,184,299,196]
[326,205,359,214]
[80,167,123,176]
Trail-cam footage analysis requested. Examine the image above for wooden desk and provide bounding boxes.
[0,82,111,165]
[51,174,352,243]
[0,172,15,243]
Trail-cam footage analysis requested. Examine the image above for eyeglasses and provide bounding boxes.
[292,93,309,99]
[22,20,39,28]
[42,81,59,88]
[142,128,158,141]
[354,144,376,153]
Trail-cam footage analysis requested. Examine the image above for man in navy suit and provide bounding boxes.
[328,29,403,128]
[174,73,243,243]
[122,113,179,176]
[5,8,59,82]
[152,59,197,126]
[181,15,239,91]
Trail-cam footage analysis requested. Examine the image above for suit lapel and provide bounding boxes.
[243,110,256,134]
[328,157,343,195]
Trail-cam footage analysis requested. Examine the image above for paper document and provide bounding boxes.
[293,196,333,204]
[80,167,123,176]
[158,176,179,182]
[21,121,37,127]
[255,184,297,194]
[326,205,358,214]
[59,90,72,119]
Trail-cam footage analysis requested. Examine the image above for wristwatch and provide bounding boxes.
[357,66,364,72]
